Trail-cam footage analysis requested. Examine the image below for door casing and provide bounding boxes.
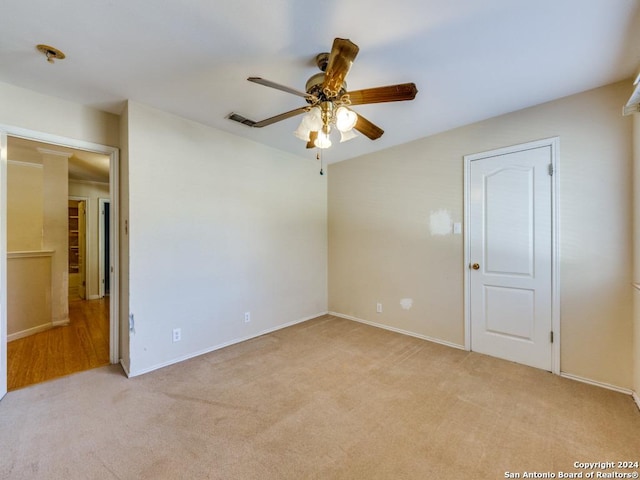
[463,137,560,374]
[0,124,120,399]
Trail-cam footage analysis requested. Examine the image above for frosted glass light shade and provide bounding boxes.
[314,130,332,149]
[340,129,357,143]
[307,107,323,131]
[294,121,311,141]
[335,106,357,132]
[294,107,323,141]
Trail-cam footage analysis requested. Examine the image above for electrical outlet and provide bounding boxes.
[244,312,251,323]
[376,303,383,313]
[172,328,181,342]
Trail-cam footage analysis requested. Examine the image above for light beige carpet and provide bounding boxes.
[1,315,638,479]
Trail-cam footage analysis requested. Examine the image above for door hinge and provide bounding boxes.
[548,163,554,176]
[550,331,554,343]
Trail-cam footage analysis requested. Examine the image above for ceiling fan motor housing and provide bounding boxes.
[315,52,330,72]
[305,72,346,103]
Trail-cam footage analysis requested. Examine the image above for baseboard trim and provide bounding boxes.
[328,311,465,351]
[52,318,70,327]
[633,391,640,411]
[119,359,131,378]
[7,323,53,342]
[127,311,328,378]
[560,372,633,396]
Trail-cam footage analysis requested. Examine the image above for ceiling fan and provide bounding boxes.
[227,38,418,150]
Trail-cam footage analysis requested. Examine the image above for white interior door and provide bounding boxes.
[466,141,555,371]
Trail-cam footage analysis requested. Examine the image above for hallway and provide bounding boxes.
[7,298,109,390]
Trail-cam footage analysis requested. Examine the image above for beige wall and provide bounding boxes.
[69,180,110,300]
[42,150,70,326]
[7,162,44,251]
[1,79,635,392]
[329,80,634,389]
[6,161,49,338]
[7,253,52,338]
[633,114,640,400]
[124,102,327,375]
[634,287,640,399]
[5,147,74,333]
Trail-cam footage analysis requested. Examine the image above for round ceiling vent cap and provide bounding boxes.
[36,44,66,63]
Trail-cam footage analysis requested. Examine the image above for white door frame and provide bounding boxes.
[0,125,120,393]
[463,137,561,374]
[0,130,7,399]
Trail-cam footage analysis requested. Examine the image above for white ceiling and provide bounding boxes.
[1,0,639,164]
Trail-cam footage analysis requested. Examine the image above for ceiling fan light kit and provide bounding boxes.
[227,38,418,152]
[294,102,358,149]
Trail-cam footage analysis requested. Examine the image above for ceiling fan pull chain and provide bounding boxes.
[317,149,324,175]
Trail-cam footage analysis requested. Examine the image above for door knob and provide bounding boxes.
[471,263,480,270]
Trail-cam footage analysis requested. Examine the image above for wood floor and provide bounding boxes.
[7,297,110,391]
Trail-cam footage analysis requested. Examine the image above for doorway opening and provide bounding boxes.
[68,198,87,301]
[0,131,119,393]
[99,198,110,297]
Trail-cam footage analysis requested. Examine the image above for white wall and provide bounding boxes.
[124,102,327,375]
[119,103,130,372]
[329,80,634,389]
[0,82,119,147]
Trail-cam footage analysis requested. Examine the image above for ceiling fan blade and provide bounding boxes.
[322,38,359,98]
[227,106,308,128]
[346,83,418,105]
[306,131,318,149]
[353,114,384,140]
[247,77,311,99]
